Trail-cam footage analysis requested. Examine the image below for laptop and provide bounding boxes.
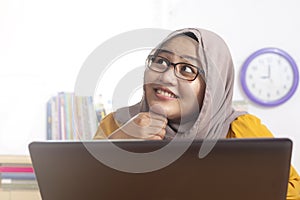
[29,138,292,200]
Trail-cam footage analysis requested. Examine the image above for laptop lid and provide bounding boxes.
[29,138,292,200]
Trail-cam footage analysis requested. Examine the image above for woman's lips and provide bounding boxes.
[154,88,178,99]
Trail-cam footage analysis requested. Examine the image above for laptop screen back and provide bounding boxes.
[29,138,292,200]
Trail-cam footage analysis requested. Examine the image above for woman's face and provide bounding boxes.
[144,35,206,123]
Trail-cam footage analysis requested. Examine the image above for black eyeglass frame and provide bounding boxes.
[146,55,205,81]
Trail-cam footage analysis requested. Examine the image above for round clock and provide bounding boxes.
[240,47,299,107]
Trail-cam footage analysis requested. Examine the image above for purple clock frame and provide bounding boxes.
[240,47,299,107]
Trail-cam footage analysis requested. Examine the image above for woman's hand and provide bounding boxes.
[108,111,168,140]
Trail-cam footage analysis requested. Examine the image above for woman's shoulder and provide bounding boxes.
[100,112,120,129]
[94,112,120,139]
[227,114,274,138]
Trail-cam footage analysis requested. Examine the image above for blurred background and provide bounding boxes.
[0,0,299,170]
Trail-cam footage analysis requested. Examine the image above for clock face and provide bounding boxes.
[241,48,299,107]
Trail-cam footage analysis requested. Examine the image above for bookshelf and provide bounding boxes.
[0,155,41,200]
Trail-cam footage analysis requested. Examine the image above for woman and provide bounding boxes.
[94,28,300,199]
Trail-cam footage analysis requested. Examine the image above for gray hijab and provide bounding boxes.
[114,28,245,140]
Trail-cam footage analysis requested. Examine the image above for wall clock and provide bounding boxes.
[240,47,299,107]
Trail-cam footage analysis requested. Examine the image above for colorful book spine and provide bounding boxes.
[65,93,71,140]
[87,96,98,139]
[0,166,34,173]
[51,96,59,140]
[81,97,89,139]
[59,92,66,140]
[74,95,84,140]
[46,98,52,140]
[1,178,38,190]
[1,173,36,180]
[56,93,61,140]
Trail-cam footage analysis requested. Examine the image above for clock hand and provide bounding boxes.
[261,64,271,79]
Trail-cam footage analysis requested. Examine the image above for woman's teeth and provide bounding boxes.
[156,89,176,98]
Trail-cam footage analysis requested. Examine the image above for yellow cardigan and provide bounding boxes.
[94,113,300,200]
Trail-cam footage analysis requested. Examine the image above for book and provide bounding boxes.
[46,98,52,140]
[1,173,36,180]
[58,92,66,140]
[87,96,98,139]
[0,167,34,173]
[1,178,39,190]
[52,96,59,140]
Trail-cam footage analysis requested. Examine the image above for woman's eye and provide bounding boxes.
[156,58,168,65]
[181,65,195,74]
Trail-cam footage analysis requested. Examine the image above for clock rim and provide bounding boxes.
[240,47,299,107]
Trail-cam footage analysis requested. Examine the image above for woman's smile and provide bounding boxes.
[154,87,178,100]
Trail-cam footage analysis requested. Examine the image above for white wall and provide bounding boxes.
[0,0,299,169]
[0,0,159,154]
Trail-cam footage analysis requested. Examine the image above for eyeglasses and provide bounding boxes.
[146,55,204,81]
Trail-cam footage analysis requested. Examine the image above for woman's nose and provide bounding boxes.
[158,66,177,85]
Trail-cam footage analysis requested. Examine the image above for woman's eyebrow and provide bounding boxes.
[157,49,199,62]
